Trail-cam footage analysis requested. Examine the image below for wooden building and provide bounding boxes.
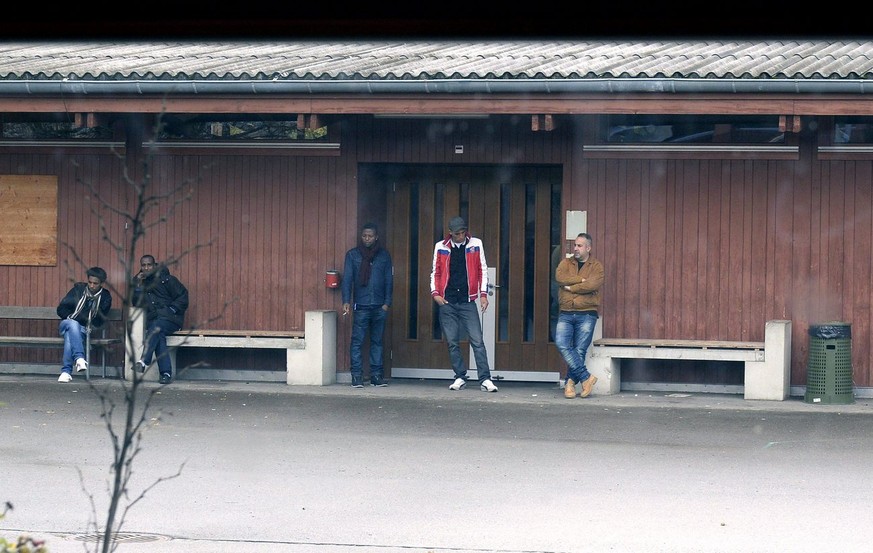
[1,41,873,397]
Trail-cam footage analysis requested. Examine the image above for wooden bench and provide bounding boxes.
[0,306,124,379]
[587,320,792,400]
[125,308,337,385]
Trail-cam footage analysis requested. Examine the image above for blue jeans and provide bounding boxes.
[439,301,491,383]
[349,305,387,379]
[142,318,181,376]
[555,311,598,383]
[58,319,86,374]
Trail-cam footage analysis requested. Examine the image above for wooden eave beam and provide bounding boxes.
[3,96,873,116]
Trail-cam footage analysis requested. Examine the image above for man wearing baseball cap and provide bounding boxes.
[430,215,498,392]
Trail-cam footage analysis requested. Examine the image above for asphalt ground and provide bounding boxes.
[2,375,872,553]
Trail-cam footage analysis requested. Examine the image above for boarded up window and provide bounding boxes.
[0,175,58,266]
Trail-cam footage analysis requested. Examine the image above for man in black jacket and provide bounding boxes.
[56,266,112,383]
[132,254,189,384]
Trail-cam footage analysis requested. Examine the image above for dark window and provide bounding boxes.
[834,117,873,144]
[0,116,114,140]
[156,114,327,141]
[603,115,785,144]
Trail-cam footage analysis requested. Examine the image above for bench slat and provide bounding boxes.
[593,338,764,350]
[0,337,65,346]
[173,329,304,338]
[166,335,304,349]
[592,345,763,362]
[0,337,122,347]
[0,307,61,319]
[0,306,123,320]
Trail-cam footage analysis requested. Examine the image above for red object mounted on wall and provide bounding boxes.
[325,270,340,288]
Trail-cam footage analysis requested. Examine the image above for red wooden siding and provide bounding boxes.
[2,115,873,391]
[0,145,361,370]
[572,152,873,389]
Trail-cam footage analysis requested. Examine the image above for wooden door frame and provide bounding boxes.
[360,162,565,382]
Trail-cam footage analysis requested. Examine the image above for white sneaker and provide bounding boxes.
[480,379,499,392]
[448,377,466,390]
[58,372,72,383]
[75,358,88,373]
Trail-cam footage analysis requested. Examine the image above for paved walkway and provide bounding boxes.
[101,375,872,412]
[2,375,872,553]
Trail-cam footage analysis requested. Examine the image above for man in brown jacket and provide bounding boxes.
[555,232,605,399]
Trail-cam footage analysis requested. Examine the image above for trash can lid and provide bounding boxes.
[808,322,851,339]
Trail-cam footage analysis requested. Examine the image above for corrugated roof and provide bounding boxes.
[1,40,872,81]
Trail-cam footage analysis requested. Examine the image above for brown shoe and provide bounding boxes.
[580,375,598,398]
[563,378,577,399]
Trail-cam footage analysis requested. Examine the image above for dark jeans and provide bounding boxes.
[142,317,181,376]
[349,305,387,379]
[438,301,492,383]
[555,310,598,383]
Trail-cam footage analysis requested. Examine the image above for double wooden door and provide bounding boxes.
[365,163,565,382]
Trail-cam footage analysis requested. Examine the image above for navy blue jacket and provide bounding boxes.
[341,247,393,308]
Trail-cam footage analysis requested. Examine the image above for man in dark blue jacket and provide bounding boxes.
[341,223,393,388]
[132,254,189,384]
[56,266,112,382]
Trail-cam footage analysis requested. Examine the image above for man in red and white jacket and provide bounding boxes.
[430,216,498,392]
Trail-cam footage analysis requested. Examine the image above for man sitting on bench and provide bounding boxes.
[56,266,112,382]
[132,254,189,385]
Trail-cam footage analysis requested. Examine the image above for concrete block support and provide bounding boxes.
[585,318,621,393]
[744,319,792,401]
[287,310,337,386]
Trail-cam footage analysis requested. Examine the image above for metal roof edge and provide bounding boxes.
[2,78,873,96]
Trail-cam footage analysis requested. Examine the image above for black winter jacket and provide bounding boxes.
[132,266,189,327]
[56,282,112,329]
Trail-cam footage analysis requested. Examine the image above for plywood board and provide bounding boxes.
[0,175,57,266]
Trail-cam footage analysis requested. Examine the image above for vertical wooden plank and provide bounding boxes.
[612,158,641,336]
[739,159,754,340]
[533,167,553,349]
[389,175,410,342]
[704,160,723,337]
[714,161,732,338]
[632,159,649,337]
[747,160,768,339]
[681,160,701,338]
[610,158,629,335]
[420,175,439,365]
[852,162,872,386]
[507,169,526,368]
[649,160,668,339]
[827,160,846,320]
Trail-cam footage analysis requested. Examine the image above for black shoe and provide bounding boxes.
[159,373,172,385]
[351,376,364,388]
[370,376,388,387]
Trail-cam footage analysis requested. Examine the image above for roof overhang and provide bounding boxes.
[3,78,873,115]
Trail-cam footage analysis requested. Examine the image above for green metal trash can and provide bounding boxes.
[805,322,854,404]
